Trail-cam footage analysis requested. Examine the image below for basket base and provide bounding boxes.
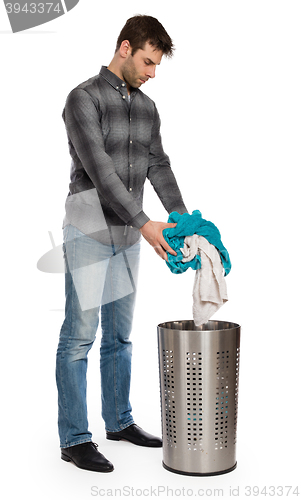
[162,461,237,477]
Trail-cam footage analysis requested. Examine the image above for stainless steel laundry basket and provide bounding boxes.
[157,320,241,476]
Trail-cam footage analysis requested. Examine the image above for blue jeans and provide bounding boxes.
[56,224,140,448]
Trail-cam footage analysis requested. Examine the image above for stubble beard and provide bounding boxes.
[122,57,142,89]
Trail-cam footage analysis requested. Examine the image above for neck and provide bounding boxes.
[107,58,131,94]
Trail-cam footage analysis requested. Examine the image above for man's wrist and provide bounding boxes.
[129,211,150,230]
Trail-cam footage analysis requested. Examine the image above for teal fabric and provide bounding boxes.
[163,210,231,276]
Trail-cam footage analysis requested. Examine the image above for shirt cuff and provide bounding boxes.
[129,211,150,229]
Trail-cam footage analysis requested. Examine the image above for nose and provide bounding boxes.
[146,65,156,79]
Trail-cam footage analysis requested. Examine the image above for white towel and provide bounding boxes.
[181,235,228,326]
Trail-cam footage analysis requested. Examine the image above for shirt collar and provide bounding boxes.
[99,66,137,98]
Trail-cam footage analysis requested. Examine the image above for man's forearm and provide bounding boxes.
[147,165,188,215]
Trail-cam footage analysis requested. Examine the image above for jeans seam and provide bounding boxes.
[106,419,135,433]
[60,227,77,447]
[61,438,92,449]
[110,260,120,429]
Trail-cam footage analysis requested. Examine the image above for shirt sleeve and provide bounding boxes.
[147,104,188,215]
[63,88,150,229]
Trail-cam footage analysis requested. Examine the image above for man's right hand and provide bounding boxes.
[139,220,177,261]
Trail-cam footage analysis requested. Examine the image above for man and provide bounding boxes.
[56,15,188,473]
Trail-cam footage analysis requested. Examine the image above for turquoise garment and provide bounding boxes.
[163,210,231,276]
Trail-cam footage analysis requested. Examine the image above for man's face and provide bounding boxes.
[121,42,163,89]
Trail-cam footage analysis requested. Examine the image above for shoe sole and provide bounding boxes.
[106,434,122,442]
[106,435,162,447]
[61,453,114,473]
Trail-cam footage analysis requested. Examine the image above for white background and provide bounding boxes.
[1,1,300,498]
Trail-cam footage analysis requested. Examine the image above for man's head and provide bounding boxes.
[115,15,174,58]
[109,15,174,91]
[119,41,163,89]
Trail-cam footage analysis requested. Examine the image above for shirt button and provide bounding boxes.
[130,164,132,167]
[130,140,133,144]
[122,95,126,99]
[129,187,132,191]
[122,83,125,87]
[116,86,119,90]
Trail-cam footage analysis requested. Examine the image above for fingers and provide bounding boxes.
[140,220,178,260]
[154,236,177,260]
[154,245,167,261]
[159,229,177,256]
[160,238,177,256]
[156,223,177,258]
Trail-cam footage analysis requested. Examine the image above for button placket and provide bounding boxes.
[117,81,128,102]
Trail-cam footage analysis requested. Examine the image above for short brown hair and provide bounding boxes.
[115,15,174,57]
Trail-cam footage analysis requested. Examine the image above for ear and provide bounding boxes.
[119,40,132,58]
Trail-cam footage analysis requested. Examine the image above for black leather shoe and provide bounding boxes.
[106,424,162,447]
[61,442,114,472]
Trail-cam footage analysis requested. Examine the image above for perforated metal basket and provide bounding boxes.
[157,320,241,476]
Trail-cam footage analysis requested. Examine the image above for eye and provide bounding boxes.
[144,60,151,66]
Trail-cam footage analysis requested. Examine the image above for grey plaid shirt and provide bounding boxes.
[62,66,187,245]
